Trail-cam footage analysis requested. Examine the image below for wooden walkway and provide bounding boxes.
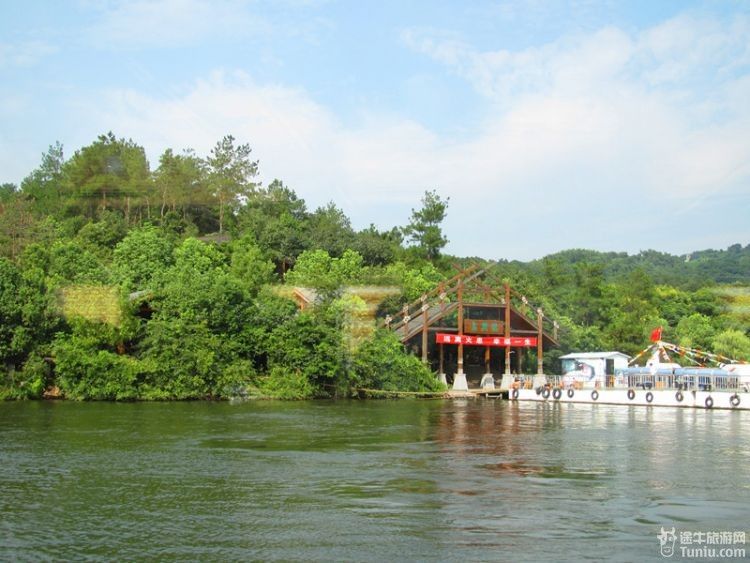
[448,388,509,399]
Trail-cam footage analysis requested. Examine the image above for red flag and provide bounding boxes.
[650,326,663,342]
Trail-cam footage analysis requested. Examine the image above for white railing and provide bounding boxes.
[542,373,748,393]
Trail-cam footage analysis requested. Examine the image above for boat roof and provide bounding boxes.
[559,351,631,360]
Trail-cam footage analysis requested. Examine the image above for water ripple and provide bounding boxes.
[1,400,748,561]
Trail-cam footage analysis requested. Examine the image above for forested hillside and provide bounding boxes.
[523,246,750,287]
[1,133,748,400]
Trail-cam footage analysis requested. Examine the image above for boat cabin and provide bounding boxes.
[559,351,630,388]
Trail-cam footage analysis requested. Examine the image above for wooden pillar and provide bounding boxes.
[439,343,444,374]
[504,283,511,375]
[457,281,464,375]
[537,307,544,375]
[484,346,490,373]
[421,298,428,364]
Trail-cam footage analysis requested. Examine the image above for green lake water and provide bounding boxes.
[1,399,748,561]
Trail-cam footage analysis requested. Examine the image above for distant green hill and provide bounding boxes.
[523,244,749,288]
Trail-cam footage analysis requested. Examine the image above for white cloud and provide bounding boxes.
[91,70,443,213]
[67,12,749,260]
[401,13,750,205]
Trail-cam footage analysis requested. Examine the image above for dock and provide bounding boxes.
[448,388,509,399]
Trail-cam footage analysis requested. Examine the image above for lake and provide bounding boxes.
[1,399,748,561]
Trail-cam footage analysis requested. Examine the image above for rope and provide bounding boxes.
[628,343,657,366]
[629,340,746,367]
[661,341,741,365]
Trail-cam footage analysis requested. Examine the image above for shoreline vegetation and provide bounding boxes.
[1,133,749,401]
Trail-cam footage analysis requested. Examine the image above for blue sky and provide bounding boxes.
[1,0,748,261]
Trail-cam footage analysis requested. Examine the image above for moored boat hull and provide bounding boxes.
[513,387,749,410]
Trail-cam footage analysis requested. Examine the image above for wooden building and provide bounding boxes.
[384,265,559,390]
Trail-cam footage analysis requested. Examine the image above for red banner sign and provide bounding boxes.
[436,333,537,347]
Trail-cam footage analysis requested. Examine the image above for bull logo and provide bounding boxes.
[656,526,677,557]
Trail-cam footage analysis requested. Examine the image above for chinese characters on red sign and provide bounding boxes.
[436,333,537,347]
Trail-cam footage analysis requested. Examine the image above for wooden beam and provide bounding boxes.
[537,307,544,375]
[384,264,480,329]
[421,299,428,364]
[504,283,511,375]
[457,280,464,375]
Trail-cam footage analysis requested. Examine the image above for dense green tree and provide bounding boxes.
[540,256,572,290]
[352,224,399,266]
[229,236,275,294]
[601,269,663,355]
[112,225,175,291]
[240,288,299,374]
[571,262,610,327]
[383,261,444,301]
[206,135,257,233]
[246,179,307,220]
[675,314,716,351]
[152,238,250,333]
[266,309,346,397]
[75,211,128,259]
[0,254,61,398]
[54,332,141,400]
[285,249,364,291]
[20,142,65,216]
[351,330,442,392]
[308,202,355,257]
[402,189,449,260]
[236,180,311,272]
[0,183,17,202]
[139,318,224,399]
[655,286,697,328]
[712,330,750,361]
[153,148,207,219]
[62,133,151,221]
[0,195,36,260]
[261,212,311,273]
[47,240,109,286]
[0,259,27,369]
[563,322,606,353]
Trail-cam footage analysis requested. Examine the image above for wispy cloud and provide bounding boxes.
[401,12,750,203]
[0,41,57,68]
[85,0,273,48]
[88,70,441,211]
[83,0,334,49]
[59,11,750,259]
